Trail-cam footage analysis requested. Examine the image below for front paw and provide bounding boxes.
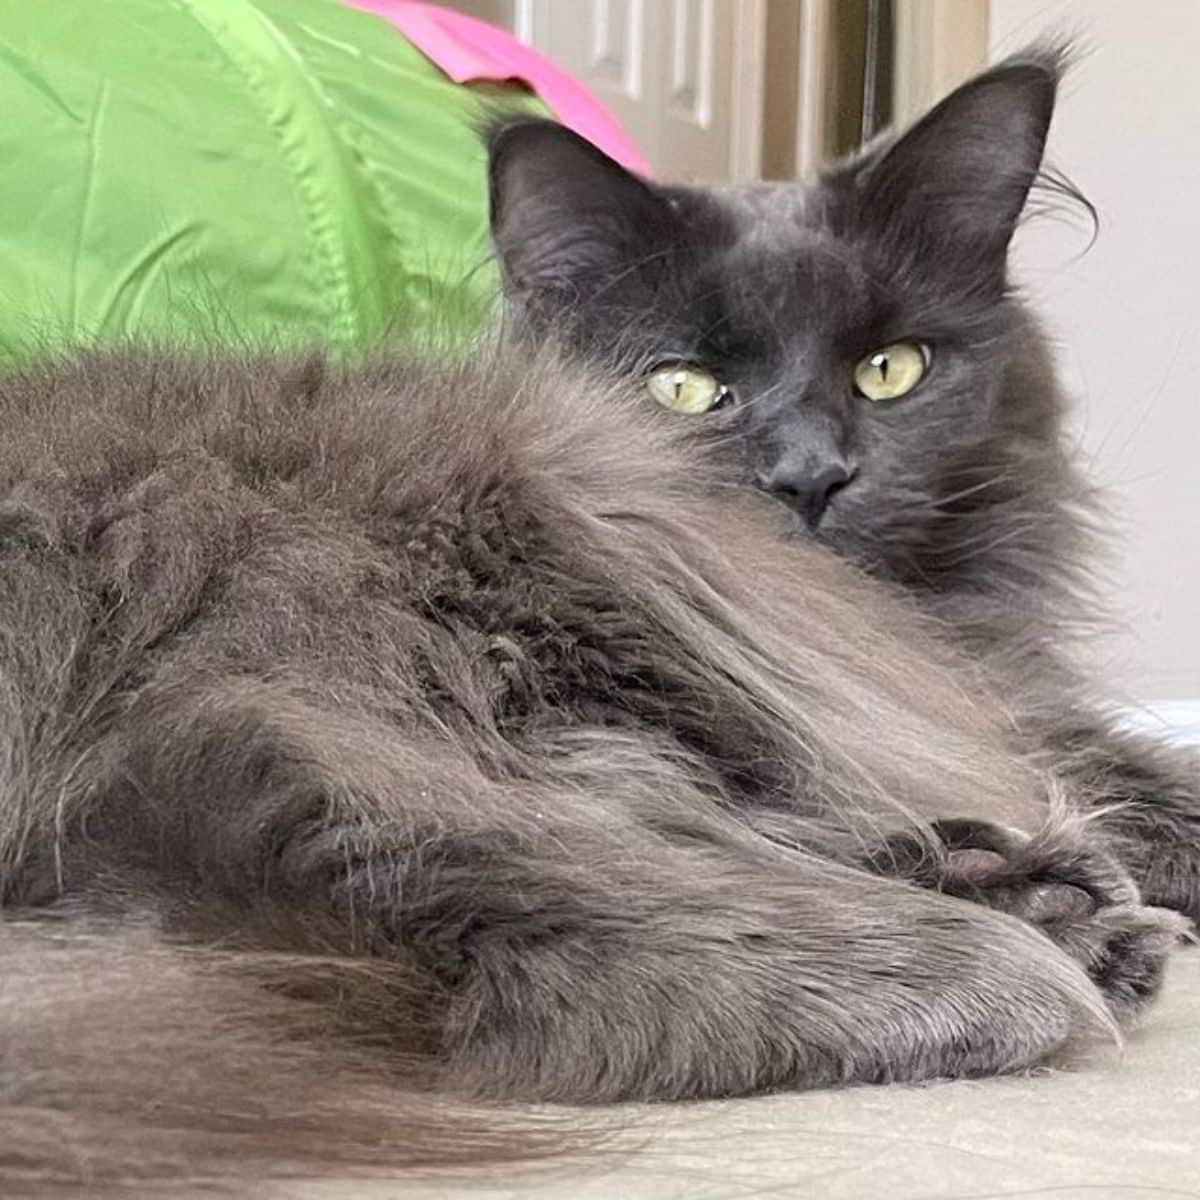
[938,819,1188,1021]
[878,818,1188,1022]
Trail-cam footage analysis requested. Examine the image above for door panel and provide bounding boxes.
[591,0,645,102]
[526,0,764,181]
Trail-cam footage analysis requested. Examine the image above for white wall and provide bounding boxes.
[988,1,1200,705]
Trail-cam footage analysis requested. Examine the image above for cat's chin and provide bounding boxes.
[797,512,851,550]
[809,521,884,577]
[773,514,839,547]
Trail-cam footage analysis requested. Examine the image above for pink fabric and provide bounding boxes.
[343,0,651,176]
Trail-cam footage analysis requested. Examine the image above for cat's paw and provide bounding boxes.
[929,818,1186,1021]
[932,817,1136,917]
[871,818,1186,1022]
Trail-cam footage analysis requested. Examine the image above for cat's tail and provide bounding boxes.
[0,910,604,1199]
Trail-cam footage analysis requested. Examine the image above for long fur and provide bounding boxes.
[0,914,597,1198]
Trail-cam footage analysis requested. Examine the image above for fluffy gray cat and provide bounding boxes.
[488,46,1200,922]
[0,45,1188,1199]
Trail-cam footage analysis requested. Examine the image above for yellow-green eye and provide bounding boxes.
[853,341,931,402]
[645,363,728,414]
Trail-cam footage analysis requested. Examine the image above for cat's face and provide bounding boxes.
[489,51,1066,579]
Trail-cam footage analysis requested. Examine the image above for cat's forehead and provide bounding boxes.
[683,187,873,333]
[706,182,813,245]
[701,185,865,283]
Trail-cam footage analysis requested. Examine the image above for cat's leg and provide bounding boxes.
[1046,717,1200,922]
[390,818,1155,1103]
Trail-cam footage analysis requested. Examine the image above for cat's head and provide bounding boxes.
[487,48,1079,581]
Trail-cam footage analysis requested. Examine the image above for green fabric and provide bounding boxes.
[0,0,544,364]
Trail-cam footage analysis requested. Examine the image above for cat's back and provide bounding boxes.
[0,342,759,703]
[0,343,705,550]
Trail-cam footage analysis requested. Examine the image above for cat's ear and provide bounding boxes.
[487,120,677,306]
[846,48,1063,282]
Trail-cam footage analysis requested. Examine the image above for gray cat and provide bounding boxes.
[488,45,1200,921]
[0,46,1187,1199]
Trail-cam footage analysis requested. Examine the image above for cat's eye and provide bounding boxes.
[645,363,730,414]
[853,341,931,402]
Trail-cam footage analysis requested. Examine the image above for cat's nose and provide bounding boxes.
[758,462,854,529]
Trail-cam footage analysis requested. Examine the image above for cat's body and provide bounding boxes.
[488,48,1200,920]
[0,342,1179,1194]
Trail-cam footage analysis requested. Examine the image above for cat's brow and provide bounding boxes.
[588,248,679,304]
